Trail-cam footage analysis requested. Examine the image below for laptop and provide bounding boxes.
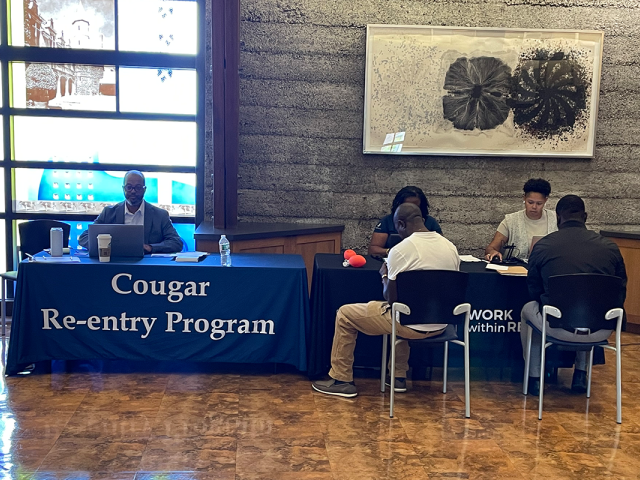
[529,235,545,256]
[88,224,145,259]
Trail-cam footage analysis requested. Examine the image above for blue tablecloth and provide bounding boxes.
[6,254,310,374]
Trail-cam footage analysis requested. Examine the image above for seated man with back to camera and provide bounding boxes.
[522,194,627,396]
[312,203,460,398]
[78,170,183,254]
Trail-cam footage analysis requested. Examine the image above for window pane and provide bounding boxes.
[12,62,116,111]
[13,0,115,49]
[0,168,4,212]
[174,223,195,252]
[13,117,196,166]
[118,0,197,55]
[68,220,91,250]
[0,222,6,273]
[14,169,195,217]
[120,67,196,115]
[44,221,193,251]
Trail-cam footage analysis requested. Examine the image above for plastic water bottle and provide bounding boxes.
[219,234,231,267]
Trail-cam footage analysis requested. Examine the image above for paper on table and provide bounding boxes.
[151,253,176,258]
[31,256,81,263]
[459,255,481,262]
[485,263,508,271]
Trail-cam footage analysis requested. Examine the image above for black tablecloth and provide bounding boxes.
[308,254,584,378]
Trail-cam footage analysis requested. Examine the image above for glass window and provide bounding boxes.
[118,0,197,55]
[5,1,202,273]
[12,62,116,111]
[26,221,194,252]
[12,0,115,49]
[174,223,195,252]
[67,220,92,250]
[119,67,196,115]
[14,169,195,217]
[0,168,4,212]
[13,117,196,165]
[0,222,6,272]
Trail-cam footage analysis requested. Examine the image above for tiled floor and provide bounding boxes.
[2,332,640,479]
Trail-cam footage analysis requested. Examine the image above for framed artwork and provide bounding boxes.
[363,25,604,157]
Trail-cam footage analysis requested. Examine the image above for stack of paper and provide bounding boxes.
[497,266,528,276]
[174,252,209,263]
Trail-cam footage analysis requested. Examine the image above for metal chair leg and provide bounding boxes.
[616,345,622,424]
[523,326,532,395]
[587,347,594,398]
[381,334,388,393]
[389,336,397,418]
[442,341,449,394]
[464,338,470,418]
[538,337,547,421]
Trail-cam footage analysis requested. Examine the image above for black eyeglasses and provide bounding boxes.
[123,184,146,193]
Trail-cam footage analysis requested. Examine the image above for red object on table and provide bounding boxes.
[343,249,357,260]
[348,255,366,268]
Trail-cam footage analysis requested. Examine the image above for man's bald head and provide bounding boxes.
[393,203,427,239]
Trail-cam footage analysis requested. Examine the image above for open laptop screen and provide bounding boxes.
[88,224,144,258]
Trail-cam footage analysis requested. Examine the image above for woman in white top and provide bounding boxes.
[485,178,557,262]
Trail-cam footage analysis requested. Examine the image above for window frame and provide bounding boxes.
[0,0,206,269]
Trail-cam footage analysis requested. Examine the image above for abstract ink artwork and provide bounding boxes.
[363,26,604,157]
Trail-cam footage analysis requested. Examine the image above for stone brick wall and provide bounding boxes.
[216,0,640,255]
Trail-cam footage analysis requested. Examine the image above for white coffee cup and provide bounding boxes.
[97,233,112,263]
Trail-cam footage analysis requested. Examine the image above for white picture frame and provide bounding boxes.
[363,25,604,158]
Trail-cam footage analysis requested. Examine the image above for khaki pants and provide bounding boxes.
[329,301,444,382]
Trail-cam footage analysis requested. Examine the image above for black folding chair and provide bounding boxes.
[381,270,471,418]
[1,220,71,335]
[522,273,625,423]
[19,219,71,258]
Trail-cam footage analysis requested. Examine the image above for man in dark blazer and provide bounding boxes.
[78,170,183,254]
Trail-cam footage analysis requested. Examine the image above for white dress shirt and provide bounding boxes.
[124,201,145,226]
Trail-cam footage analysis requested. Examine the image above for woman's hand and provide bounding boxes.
[485,250,502,262]
[485,231,508,262]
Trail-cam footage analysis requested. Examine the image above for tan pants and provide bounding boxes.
[328,301,444,382]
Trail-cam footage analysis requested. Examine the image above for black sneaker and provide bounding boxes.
[385,376,407,393]
[312,379,358,398]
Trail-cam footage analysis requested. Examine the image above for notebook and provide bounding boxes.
[88,224,144,259]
